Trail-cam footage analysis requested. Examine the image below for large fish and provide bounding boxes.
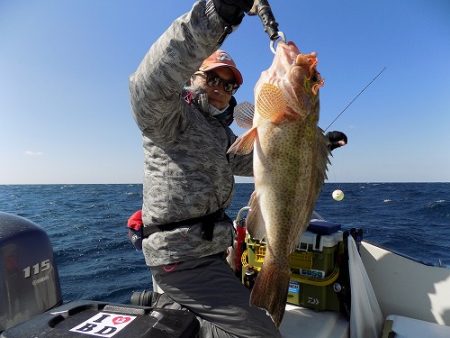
[228,41,329,326]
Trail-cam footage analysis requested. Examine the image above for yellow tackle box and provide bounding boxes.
[245,227,343,279]
[242,219,345,311]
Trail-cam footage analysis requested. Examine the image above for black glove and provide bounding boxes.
[326,131,348,151]
[212,0,254,26]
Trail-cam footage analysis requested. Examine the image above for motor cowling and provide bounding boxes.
[0,212,62,332]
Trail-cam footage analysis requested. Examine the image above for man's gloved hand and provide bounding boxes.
[212,0,254,26]
[326,131,348,151]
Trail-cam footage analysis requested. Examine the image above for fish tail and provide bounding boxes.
[250,260,291,327]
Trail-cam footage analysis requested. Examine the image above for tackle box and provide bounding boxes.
[286,266,342,311]
[245,220,343,279]
[243,219,345,311]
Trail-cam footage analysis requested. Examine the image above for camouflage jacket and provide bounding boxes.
[129,0,253,267]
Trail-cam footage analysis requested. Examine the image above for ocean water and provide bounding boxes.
[1,183,449,305]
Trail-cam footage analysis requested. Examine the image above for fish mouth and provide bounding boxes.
[276,41,324,96]
[295,53,324,95]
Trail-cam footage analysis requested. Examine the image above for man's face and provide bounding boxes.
[192,67,238,110]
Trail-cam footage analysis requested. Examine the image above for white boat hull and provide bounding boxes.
[279,240,450,337]
[360,241,450,326]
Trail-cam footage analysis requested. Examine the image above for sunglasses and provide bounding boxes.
[196,71,240,94]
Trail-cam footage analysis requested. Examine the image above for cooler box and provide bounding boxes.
[243,219,344,311]
[0,300,199,338]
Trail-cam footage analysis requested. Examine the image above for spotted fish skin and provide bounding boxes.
[228,41,329,327]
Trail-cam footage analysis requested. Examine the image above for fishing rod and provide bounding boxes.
[251,0,286,53]
[324,66,386,132]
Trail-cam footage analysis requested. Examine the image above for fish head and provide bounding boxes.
[256,41,324,123]
[285,42,324,121]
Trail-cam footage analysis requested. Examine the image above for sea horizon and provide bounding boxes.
[1,181,449,186]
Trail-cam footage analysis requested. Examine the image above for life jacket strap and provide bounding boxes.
[143,209,230,241]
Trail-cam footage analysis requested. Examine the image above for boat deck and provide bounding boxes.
[280,304,348,338]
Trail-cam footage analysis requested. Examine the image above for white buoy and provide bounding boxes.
[332,189,345,201]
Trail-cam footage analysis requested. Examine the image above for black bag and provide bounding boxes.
[127,210,143,251]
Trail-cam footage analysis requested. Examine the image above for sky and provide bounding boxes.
[1,0,449,184]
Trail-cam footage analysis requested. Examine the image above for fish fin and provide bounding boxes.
[234,101,255,129]
[256,83,288,124]
[227,127,257,155]
[314,128,331,191]
[246,191,266,240]
[250,260,290,327]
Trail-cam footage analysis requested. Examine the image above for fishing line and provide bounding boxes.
[324,66,386,132]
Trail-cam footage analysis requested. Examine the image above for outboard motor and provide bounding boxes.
[0,212,62,332]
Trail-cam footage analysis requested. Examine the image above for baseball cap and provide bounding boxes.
[199,50,243,85]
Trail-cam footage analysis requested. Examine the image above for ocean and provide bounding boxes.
[1,183,449,305]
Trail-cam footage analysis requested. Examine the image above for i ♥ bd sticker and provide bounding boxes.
[70,312,136,337]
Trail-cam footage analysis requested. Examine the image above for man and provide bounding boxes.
[129,1,281,337]
[129,1,346,336]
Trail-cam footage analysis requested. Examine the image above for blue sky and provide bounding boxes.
[1,0,449,184]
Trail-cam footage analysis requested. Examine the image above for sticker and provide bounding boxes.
[69,312,136,337]
[307,297,320,305]
[288,281,300,294]
[299,268,325,279]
